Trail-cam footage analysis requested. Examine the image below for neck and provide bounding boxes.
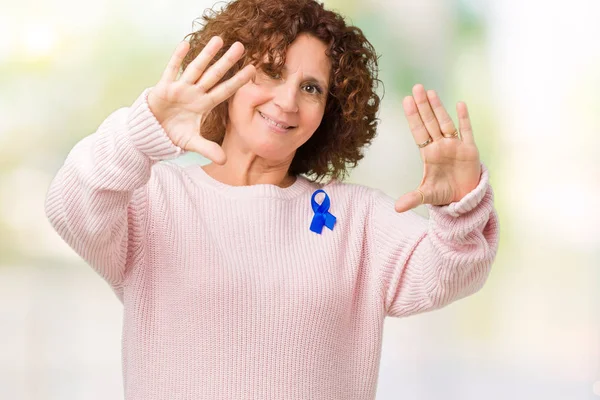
[202,163,297,188]
[201,134,297,189]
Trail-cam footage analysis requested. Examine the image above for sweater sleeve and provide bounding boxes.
[369,162,500,318]
[44,88,184,298]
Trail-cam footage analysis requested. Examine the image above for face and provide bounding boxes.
[226,33,331,164]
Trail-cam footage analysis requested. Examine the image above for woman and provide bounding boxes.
[45,0,499,398]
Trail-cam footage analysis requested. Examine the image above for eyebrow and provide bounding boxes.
[281,66,328,90]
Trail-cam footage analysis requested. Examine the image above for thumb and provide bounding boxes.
[394,190,424,213]
[185,135,227,165]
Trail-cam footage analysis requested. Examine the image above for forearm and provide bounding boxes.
[378,163,500,318]
[44,89,183,287]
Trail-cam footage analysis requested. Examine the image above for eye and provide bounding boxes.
[303,83,323,95]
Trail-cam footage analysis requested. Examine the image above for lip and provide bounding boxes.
[258,111,296,132]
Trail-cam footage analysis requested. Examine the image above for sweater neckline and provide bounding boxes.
[186,164,316,200]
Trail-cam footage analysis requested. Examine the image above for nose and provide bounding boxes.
[273,82,299,113]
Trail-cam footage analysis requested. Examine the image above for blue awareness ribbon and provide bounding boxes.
[310,189,336,234]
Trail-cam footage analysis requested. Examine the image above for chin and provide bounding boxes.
[238,122,294,158]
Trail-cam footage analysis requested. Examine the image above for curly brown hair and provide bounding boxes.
[182,0,382,182]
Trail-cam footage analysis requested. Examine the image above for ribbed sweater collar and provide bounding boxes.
[184,164,317,200]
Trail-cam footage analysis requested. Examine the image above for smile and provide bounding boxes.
[259,111,295,131]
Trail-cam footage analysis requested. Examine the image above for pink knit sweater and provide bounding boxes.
[45,89,500,400]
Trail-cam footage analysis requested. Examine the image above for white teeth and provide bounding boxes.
[260,112,290,129]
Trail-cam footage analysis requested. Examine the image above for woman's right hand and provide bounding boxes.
[147,36,255,164]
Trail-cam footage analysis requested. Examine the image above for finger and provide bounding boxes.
[402,96,431,147]
[185,135,227,165]
[457,102,475,145]
[161,41,191,83]
[204,64,256,110]
[394,191,424,213]
[426,90,459,138]
[179,36,224,85]
[412,84,443,140]
[196,41,245,92]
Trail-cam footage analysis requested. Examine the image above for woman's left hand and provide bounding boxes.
[395,84,482,213]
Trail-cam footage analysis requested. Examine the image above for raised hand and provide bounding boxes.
[394,84,482,213]
[147,36,256,164]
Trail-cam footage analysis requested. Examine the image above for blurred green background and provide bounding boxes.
[1,0,599,398]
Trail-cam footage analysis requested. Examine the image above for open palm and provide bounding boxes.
[395,84,482,213]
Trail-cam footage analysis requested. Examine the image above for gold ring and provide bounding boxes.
[417,137,432,148]
[417,189,425,205]
[443,129,459,138]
